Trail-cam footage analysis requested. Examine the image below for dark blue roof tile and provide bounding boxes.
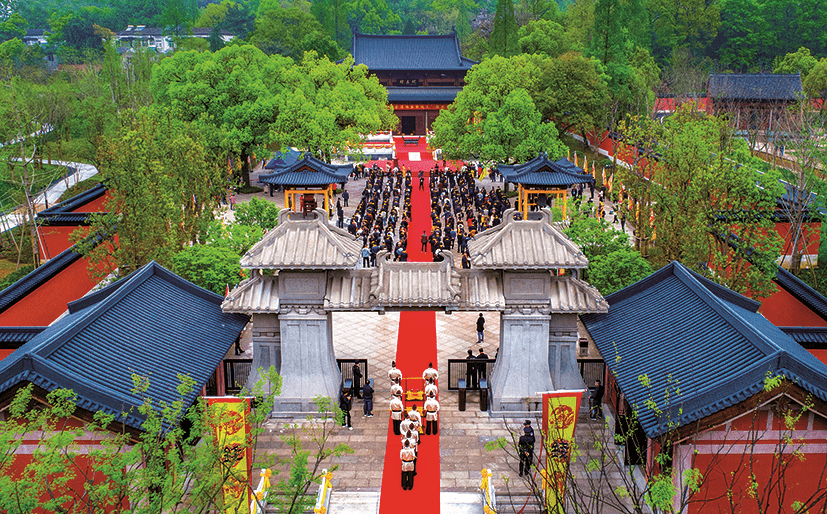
[497,154,595,187]
[352,31,477,71]
[260,154,352,186]
[581,261,827,438]
[0,262,250,430]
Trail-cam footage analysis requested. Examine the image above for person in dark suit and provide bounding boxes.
[476,347,489,382]
[339,389,353,430]
[591,379,605,419]
[465,349,478,390]
[518,420,535,476]
[352,363,363,399]
[363,378,374,417]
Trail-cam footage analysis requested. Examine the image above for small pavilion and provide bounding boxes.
[259,154,352,214]
[497,153,594,219]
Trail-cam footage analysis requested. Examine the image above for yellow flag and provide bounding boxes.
[208,397,252,514]
[542,391,584,514]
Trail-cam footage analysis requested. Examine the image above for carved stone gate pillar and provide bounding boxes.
[272,306,341,415]
[246,313,281,394]
[491,307,555,412]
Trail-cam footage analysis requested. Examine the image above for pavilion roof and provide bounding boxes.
[497,154,595,188]
[581,261,827,438]
[240,209,362,269]
[0,262,249,430]
[468,209,589,270]
[351,30,477,71]
[259,154,352,186]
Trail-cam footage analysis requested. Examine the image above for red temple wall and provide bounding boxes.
[759,285,827,328]
[678,411,827,514]
[0,256,100,327]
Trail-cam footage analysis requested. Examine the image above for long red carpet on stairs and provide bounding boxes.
[378,137,441,512]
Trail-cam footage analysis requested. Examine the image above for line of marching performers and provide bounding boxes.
[388,361,441,490]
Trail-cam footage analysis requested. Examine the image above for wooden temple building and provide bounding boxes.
[497,153,595,219]
[259,154,352,214]
[350,29,477,135]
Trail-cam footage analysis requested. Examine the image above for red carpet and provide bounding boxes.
[378,139,441,512]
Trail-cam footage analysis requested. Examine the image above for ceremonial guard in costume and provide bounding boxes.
[400,441,416,490]
[388,361,402,384]
[424,393,440,435]
[390,393,404,435]
[391,378,404,398]
[408,404,422,433]
[424,378,438,398]
[422,363,438,382]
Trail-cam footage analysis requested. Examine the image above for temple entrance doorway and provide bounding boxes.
[399,116,416,135]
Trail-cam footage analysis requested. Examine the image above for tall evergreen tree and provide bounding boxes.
[489,0,519,57]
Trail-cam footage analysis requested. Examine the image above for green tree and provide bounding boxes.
[431,0,478,41]
[711,0,770,70]
[0,12,27,41]
[310,0,350,50]
[251,6,340,60]
[431,55,567,165]
[618,108,784,298]
[233,196,281,231]
[650,0,721,53]
[517,19,572,57]
[270,52,397,160]
[773,46,819,79]
[533,51,610,135]
[152,45,292,186]
[173,244,246,294]
[347,0,403,34]
[0,367,352,514]
[208,26,226,51]
[74,106,224,278]
[204,219,264,255]
[488,0,519,57]
[804,59,827,101]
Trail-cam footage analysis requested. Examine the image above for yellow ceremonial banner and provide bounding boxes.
[208,397,253,514]
[479,167,489,180]
[542,390,584,514]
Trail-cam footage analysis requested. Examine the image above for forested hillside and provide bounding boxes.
[3,0,826,77]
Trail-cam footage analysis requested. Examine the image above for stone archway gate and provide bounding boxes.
[222,208,608,415]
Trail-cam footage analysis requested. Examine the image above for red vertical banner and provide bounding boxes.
[207,397,253,514]
[541,390,585,514]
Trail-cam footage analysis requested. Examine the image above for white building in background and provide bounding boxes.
[114,25,235,53]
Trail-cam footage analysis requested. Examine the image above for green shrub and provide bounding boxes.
[0,264,34,291]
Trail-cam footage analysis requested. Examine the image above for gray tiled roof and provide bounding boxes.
[0,262,249,430]
[325,271,373,310]
[468,209,588,269]
[581,261,827,438]
[386,87,463,103]
[241,209,361,269]
[259,154,352,186]
[0,327,45,346]
[709,73,803,101]
[497,154,595,187]
[459,271,506,310]
[369,258,461,308]
[549,276,607,313]
[222,275,280,313]
[352,31,477,71]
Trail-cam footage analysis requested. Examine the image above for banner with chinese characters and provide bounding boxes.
[541,390,584,514]
[207,397,253,514]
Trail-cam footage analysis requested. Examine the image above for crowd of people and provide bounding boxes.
[345,163,413,266]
